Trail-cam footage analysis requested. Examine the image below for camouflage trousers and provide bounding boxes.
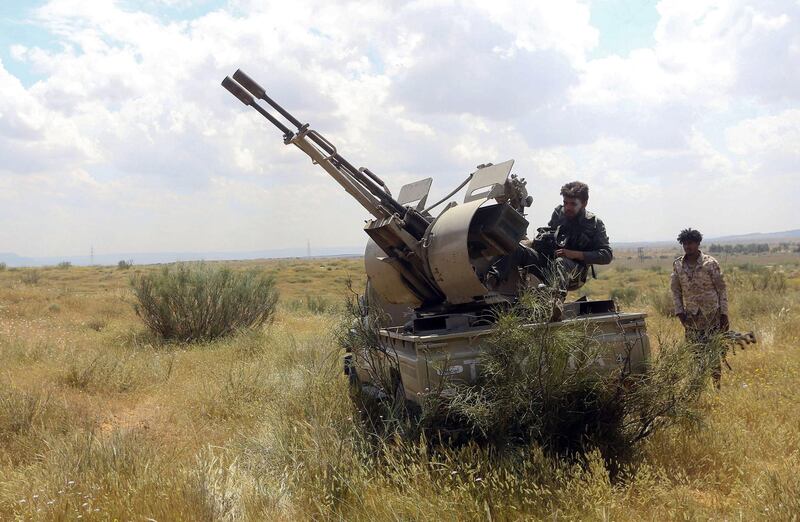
[684,310,723,387]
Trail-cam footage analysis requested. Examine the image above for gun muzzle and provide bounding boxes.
[232,69,266,99]
[222,76,254,106]
[234,69,305,129]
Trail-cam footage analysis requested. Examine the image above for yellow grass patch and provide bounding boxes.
[0,254,797,519]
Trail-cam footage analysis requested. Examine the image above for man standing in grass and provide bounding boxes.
[670,228,729,387]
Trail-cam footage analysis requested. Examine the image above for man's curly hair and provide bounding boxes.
[677,228,703,244]
[560,181,589,203]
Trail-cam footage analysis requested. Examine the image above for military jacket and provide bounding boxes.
[670,252,728,316]
[548,206,613,265]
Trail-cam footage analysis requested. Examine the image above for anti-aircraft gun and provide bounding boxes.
[222,70,531,312]
[222,70,651,407]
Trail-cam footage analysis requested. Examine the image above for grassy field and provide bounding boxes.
[0,252,798,520]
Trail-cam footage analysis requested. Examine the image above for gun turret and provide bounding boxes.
[222,70,529,308]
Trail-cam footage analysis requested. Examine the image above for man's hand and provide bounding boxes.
[676,312,687,326]
[720,314,730,332]
[555,248,584,261]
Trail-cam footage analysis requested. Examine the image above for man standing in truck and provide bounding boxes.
[516,181,613,315]
[670,228,729,388]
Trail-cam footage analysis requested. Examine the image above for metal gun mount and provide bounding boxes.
[222,69,531,310]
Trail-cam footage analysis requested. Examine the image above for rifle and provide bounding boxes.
[720,330,757,371]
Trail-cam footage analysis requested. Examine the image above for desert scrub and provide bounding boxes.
[283,295,338,315]
[0,388,62,442]
[0,387,88,466]
[646,288,675,317]
[21,269,40,285]
[0,430,223,521]
[130,262,278,342]
[446,293,613,451]
[196,359,276,421]
[609,286,638,306]
[445,292,713,459]
[60,349,175,393]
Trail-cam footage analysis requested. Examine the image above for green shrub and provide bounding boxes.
[130,263,278,342]
[21,270,40,285]
[647,290,675,317]
[57,261,72,269]
[729,266,787,293]
[445,292,712,459]
[284,295,337,315]
[0,262,6,270]
[610,286,638,305]
[118,259,134,270]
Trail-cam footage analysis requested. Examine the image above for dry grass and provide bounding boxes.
[0,253,797,520]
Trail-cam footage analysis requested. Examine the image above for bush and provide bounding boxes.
[118,259,134,270]
[284,295,337,315]
[610,286,638,306]
[648,290,676,317]
[729,265,787,293]
[0,262,6,271]
[57,261,72,269]
[21,270,40,285]
[445,292,712,460]
[130,263,279,342]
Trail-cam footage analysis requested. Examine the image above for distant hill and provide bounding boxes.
[0,247,363,268]
[3,229,799,267]
[708,229,800,243]
[614,229,800,250]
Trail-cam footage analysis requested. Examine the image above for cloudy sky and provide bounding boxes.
[1,0,798,257]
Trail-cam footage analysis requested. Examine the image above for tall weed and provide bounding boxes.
[61,349,174,393]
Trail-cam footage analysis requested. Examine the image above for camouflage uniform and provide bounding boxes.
[517,206,613,292]
[670,251,728,384]
[670,251,728,338]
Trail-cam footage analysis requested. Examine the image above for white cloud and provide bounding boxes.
[726,109,800,157]
[725,109,800,179]
[0,0,798,257]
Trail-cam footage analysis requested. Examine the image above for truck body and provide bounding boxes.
[345,301,650,407]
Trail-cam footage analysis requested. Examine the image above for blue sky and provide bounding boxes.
[0,0,798,257]
[0,1,51,85]
[2,0,660,85]
[590,0,658,58]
